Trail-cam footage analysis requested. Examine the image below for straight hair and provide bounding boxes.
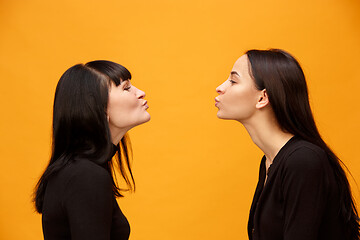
[246,49,359,240]
[34,61,135,213]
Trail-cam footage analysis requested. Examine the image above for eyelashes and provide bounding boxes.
[229,79,237,84]
[123,83,132,91]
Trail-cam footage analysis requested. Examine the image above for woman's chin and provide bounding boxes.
[143,113,151,123]
[217,111,236,120]
[138,112,151,125]
[217,111,226,119]
[125,114,151,130]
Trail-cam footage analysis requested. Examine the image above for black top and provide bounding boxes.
[248,136,345,240]
[42,156,130,240]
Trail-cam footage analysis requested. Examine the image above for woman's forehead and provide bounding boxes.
[232,55,249,76]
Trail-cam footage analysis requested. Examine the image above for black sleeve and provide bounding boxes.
[282,147,328,240]
[63,164,114,240]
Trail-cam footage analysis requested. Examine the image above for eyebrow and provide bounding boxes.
[120,79,130,84]
[230,71,240,78]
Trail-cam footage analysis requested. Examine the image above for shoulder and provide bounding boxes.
[283,139,328,173]
[60,160,115,216]
[63,160,112,189]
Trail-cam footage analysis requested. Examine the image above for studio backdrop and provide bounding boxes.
[0,0,359,239]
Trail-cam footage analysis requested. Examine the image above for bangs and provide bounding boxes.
[85,60,132,86]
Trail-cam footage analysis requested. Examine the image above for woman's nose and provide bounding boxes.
[216,86,221,94]
[137,88,146,99]
[216,82,225,94]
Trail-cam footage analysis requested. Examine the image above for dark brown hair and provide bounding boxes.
[246,49,359,239]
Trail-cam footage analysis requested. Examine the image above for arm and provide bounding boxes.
[63,163,114,240]
[282,147,328,240]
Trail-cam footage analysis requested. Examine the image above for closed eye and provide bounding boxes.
[229,79,237,84]
[123,83,132,91]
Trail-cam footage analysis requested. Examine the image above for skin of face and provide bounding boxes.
[107,80,150,136]
[215,54,264,123]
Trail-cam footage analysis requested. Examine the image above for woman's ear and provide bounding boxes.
[256,89,269,109]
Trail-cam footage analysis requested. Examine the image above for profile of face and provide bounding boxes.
[107,79,150,133]
[215,54,265,122]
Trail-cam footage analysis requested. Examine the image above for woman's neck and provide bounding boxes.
[109,126,129,145]
[241,113,294,167]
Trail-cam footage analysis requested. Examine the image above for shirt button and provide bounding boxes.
[252,228,255,233]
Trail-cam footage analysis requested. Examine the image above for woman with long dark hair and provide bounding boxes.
[34,60,150,240]
[215,49,359,240]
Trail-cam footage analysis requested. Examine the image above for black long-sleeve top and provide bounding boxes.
[42,158,130,240]
[248,136,346,240]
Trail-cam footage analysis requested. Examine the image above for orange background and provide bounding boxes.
[0,0,359,239]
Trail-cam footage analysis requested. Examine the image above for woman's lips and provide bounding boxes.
[215,98,219,107]
[143,100,149,109]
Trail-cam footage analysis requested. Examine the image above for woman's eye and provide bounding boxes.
[229,79,236,84]
[124,85,131,91]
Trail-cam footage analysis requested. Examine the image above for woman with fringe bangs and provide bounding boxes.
[34,60,150,240]
[215,49,359,240]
